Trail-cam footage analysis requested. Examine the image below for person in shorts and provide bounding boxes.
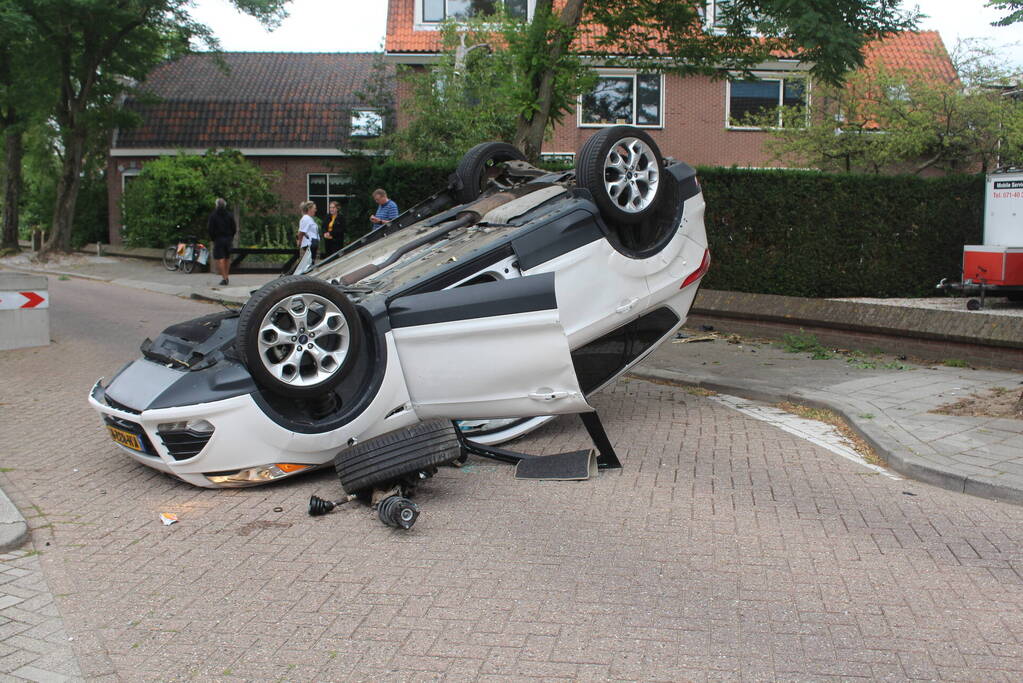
[207,197,236,286]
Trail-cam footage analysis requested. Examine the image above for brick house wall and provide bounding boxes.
[107,154,366,245]
[544,73,778,167]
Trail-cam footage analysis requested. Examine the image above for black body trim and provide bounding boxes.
[511,208,604,271]
[388,272,557,329]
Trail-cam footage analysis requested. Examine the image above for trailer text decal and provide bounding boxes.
[994,181,1023,189]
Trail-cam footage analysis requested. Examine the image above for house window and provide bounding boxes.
[422,0,529,22]
[727,76,806,128]
[308,173,352,218]
[351,110,383,137]
[580,73,662,127]
[699,0,724,29]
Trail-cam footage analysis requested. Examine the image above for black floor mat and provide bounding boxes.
[514,449,596,481]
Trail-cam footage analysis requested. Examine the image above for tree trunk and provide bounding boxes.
[41,130,87,257]
[1,127,23,252]
[512,0,586,162]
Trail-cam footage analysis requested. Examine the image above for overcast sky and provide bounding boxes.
[190,0,1023,68]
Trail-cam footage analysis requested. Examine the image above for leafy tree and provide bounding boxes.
[12,0,288,258]
[988,0,1023,25]
[120,149,280,248]
[0,4,55,253]
[372,14,592,163]
[764,40,1023,174]
[506,0,919,160]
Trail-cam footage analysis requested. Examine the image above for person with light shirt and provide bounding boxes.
[296,200,320,264]
[369,188,398,231]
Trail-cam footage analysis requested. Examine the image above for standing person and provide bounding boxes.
[322,200,344,256]
[369,188,398,231]
[296,200,320,269]
[207,197,236,286]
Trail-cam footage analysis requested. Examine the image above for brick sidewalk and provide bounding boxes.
[2,278,1023,679]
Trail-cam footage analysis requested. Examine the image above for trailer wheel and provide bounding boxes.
[335,420,462,494]
[1007,293,1023,303]
[966,298,982,311]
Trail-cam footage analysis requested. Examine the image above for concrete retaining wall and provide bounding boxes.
[0,273,50,351]
[691,289,1023,370]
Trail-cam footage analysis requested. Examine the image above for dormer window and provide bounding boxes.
[421,0,529,23]
[351,110,383,137]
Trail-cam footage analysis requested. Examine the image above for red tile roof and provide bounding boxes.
[385,0,956,83]
[861,30,956,83]
[116,52,389,149]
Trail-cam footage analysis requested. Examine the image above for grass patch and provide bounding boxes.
[58,274,70,281]
[777,401,885,467]
[942,358,969,368]
[780,331,834,360]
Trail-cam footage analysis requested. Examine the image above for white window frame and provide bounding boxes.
[350,109,384,138]
[725,72,809,131]
[307,172,354,214]
[699,0,725,31]
[120,167,141,192]
[415,0,535,28]
[577,70,665,129]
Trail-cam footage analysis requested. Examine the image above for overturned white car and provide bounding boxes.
[89,126,710,511]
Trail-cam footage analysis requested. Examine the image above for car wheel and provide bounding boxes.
[335,420,462,494]
[576,126,664,224]
[163,245,179,271]
[235,275,362,399]
[454,142,527,205]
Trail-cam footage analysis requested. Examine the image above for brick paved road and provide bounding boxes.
[3,277,1023,681]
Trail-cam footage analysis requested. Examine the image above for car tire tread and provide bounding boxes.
[335,420,461,494]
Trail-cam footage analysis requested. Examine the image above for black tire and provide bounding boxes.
[453,142,527,204]
[576,125,665,224]
[966,298,982,311]
[1007,292,1023,303]
[235,275,362,399]
[181,255,196,274]
[334,420,462,494]
[162,245,179,271]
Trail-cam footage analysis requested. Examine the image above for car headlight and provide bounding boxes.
[205,463,314,486]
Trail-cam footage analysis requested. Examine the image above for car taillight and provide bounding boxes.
[681,249,710,289]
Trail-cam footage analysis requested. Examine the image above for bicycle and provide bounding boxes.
[162,237,209,274]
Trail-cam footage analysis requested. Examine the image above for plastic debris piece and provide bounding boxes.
[160,513,178,525]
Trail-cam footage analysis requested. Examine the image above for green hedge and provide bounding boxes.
[341,160,455,240]
[344,161,984,298]
[697,168,984,298]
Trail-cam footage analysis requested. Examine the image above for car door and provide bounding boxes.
[387,272,592,420]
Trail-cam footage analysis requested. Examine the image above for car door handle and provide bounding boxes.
[528,390,578,401]
[616,298,639,314]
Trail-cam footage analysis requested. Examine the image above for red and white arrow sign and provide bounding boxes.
[0,291,49,310]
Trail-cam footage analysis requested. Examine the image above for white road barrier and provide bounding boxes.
[0,273,50,351]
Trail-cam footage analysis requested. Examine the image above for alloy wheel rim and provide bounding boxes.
[256,293,351,387]
[603,137,659,213]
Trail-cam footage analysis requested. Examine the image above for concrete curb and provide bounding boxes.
[0,486,29,552]
[629,367,1023,507]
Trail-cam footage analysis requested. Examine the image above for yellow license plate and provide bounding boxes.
[107,425,144,452]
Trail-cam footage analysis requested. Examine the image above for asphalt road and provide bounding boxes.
[3,278,1023,681]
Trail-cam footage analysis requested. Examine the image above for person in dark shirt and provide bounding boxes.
[322,200,344,256]
[369,189,398,231]
[207,197,236,286]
